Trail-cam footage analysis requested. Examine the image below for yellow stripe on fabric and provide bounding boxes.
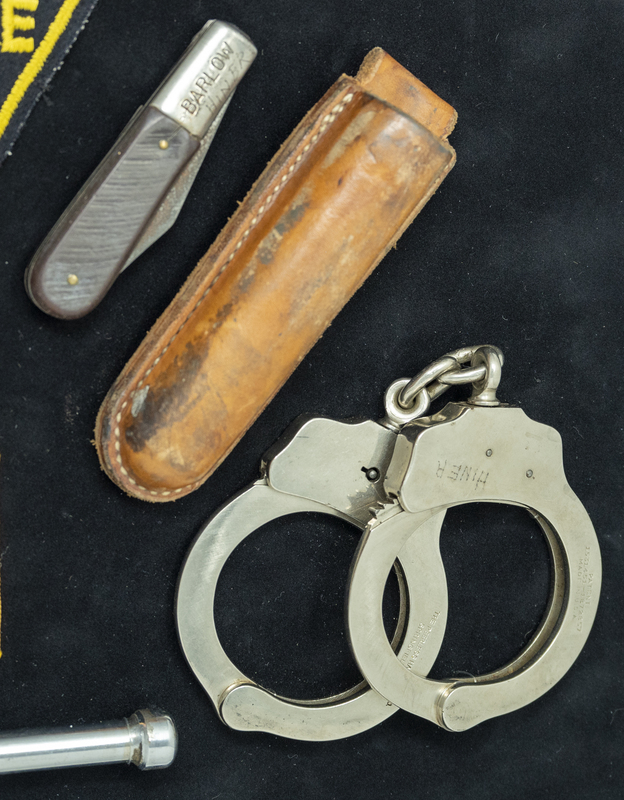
[0,0,82,139]
[0,452,2,660]
[2,1,40,54]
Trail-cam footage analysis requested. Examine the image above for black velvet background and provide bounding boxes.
[0,1,622,797]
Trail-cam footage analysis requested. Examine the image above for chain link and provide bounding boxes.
[383,345,504,429]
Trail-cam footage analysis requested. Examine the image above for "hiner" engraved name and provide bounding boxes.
[435,459,488,490]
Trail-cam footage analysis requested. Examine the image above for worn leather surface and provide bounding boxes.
[96,50,456,501]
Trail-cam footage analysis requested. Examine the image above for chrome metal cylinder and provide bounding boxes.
[0,709,177,774]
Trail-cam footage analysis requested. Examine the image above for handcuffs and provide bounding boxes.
[176,345,601,740]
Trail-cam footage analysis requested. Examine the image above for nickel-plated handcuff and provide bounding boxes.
[176,345,601,740]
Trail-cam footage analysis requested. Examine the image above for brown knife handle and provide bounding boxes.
[25,107,200,320]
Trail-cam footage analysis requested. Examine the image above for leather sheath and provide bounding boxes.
[95,48,457,502]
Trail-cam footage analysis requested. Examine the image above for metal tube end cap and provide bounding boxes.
[129,709,178,770]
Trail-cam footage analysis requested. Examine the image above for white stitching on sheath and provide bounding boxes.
[114,92,356,497]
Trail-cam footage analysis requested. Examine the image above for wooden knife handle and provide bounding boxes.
[25,107,200,320]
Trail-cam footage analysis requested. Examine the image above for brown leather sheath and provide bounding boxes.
[95,48,457,502]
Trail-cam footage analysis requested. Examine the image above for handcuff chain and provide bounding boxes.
[383,344,504,429]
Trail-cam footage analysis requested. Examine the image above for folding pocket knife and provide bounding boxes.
[25,19,257,319]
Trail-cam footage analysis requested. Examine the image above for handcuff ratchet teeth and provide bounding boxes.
[176,344,601,740]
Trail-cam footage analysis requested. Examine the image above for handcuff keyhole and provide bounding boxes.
[362,466,380,482]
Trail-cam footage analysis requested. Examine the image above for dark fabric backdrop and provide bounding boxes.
[0,1,622,797]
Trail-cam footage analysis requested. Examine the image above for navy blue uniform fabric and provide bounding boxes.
[0,0,99,164]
